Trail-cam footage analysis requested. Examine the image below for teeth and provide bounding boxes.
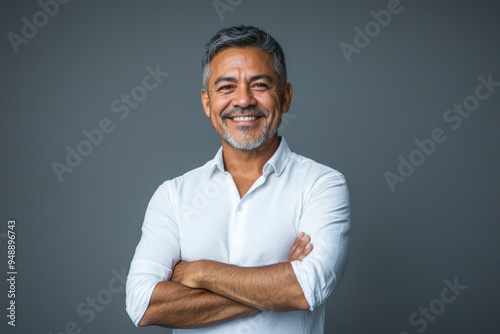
[233,116,258,121]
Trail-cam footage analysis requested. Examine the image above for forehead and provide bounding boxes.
[209,47,276,82]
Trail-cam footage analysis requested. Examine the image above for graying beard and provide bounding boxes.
[218,115,281,151]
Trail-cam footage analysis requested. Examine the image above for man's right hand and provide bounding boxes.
[287,232,313,262]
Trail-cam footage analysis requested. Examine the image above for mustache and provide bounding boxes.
[220,106,268,119]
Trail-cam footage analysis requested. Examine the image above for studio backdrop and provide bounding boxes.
[1,0,499,333]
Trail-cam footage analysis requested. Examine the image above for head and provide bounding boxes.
[201,25,292,151]
[202,25,288,93]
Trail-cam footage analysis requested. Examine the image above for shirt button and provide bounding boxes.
[237,206,243,212]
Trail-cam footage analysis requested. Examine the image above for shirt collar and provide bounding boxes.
[207,136,291,177]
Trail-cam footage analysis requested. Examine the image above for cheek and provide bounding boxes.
[210,98,231,117]
[257,93,281,111]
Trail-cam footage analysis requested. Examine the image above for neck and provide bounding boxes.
[221,135,280,177]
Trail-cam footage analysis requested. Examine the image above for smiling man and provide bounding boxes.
[126,25,351,333]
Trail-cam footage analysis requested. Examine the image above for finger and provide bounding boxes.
[293,236,312,261]
[293,232,305,248]
[170,271,180,283]
[291,242,313,262]
[296,242,313,261]
[169,261,185,283]
[288,233,305,258]
[293,232,305,249]
[288,233,304,258]
[288,233,311,262]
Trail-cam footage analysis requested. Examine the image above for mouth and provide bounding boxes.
[230,116,260,122]
[229,115,262,122]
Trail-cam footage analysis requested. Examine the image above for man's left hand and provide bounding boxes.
[170,260,201,288]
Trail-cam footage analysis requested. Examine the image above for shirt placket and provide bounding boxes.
[226,173,267,265]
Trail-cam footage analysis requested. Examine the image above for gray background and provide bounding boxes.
[1,0,499,333]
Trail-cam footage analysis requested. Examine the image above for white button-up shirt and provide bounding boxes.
[126,137,350,333]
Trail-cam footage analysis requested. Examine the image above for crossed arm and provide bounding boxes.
[138,232,313,329]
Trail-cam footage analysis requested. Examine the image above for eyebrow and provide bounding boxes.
[213,74,274,86]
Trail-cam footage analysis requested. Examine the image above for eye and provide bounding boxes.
[218,85,234,91]
[253,83,269,89]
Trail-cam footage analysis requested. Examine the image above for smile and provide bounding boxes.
[230,116,261,121]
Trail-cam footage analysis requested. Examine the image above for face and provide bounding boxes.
[201,47,292,151]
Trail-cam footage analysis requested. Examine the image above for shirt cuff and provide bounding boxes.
[125,259,171,326]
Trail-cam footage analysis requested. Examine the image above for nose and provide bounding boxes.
[233,85,256,109]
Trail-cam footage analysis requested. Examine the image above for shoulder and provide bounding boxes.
[156,159,215,195]
[286,152,350,210]
[287,151,346,183]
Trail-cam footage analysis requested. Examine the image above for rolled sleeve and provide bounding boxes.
[125,181,180,326]
[291,173,351,310]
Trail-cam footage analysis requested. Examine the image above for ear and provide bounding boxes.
[201,89,211,117]
[281,83,292,114]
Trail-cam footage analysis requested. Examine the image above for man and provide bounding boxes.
[126,25,350,333]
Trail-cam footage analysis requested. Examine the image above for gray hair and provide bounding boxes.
[201,25,287,93]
